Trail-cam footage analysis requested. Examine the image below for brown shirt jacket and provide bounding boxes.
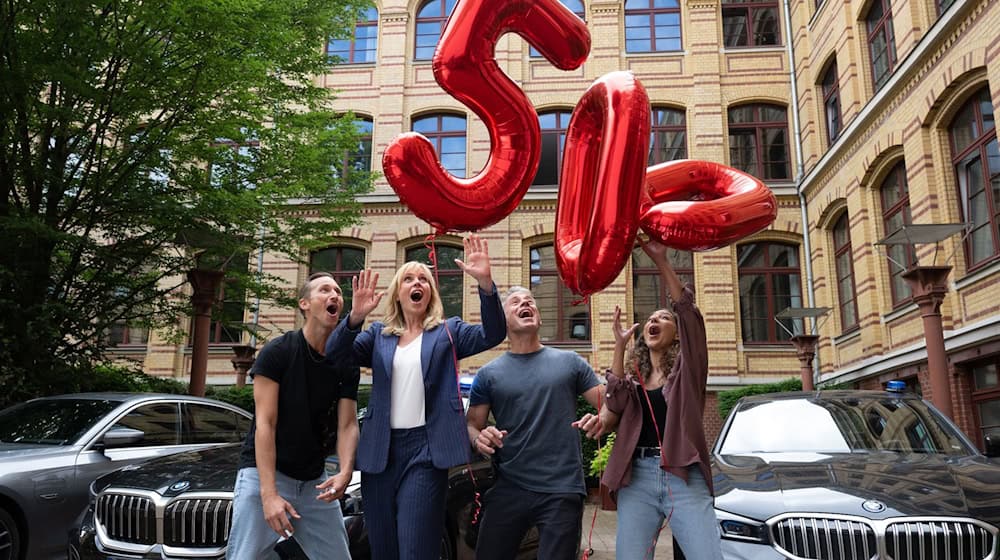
[601,285,715,496]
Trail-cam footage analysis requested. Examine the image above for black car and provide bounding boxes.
[71,378,540,560]
[710,387,1000,560]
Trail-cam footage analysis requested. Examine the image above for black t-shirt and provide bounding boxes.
[238,330,360,481]
[636,385,667,448]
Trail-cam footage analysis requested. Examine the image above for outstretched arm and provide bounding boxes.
[347,268,383,329]
[454,234,494,294]
[642,239,682,304]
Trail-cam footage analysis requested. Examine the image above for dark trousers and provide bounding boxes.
[475,477,583,560]
[362,427,448,560]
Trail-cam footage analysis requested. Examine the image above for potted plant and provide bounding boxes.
[588,433,616,511]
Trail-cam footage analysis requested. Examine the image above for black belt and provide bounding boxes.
[633,446,660,458]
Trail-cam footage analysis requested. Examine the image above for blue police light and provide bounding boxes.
[886,380,906,393]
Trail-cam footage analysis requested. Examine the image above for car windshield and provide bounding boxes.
[0,398,121,445]
[718,396,974,456]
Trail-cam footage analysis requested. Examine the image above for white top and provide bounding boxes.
[390,333,426,429]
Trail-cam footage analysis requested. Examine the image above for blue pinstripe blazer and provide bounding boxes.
[325,285,506,473]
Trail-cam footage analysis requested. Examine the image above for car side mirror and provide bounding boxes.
[100,427,146,450]
[984,433,1000,458]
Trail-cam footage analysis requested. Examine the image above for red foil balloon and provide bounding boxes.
[639,160,778,252]
[556,71,651,297]
[382,0,591,233]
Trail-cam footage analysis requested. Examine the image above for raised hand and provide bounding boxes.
[640,237,670,264]
[612,305,639,349]
[348,268,383,328]
[454,234,492,289]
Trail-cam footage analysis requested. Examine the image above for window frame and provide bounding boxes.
[970,357,1000,450]
[532,110,573,188]
[737,241,803,344]
[832,212,859,332]
[405,244,465,319]
[326,7,379,64]
[648,107,688,165]
[414,0,454,61]
[412,113,467,178]
[624,0,683,54]
[529,243,591,343]
[865,0,897,91]
[310,245,367,314]
[631,247,694,325]
[879,162,914,306]
[821,59,842,144]
[948,87,999,271]
[727,103,791,181]
[721,0,781,48]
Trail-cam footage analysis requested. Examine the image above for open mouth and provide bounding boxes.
[410,290,424,303]
[518,308,532,319]
[648,325,661,336]
[326,304,339,316]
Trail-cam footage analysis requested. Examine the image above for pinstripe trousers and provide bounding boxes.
[362,426,448,560]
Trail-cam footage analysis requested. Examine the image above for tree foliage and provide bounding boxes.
[0,0,374,406]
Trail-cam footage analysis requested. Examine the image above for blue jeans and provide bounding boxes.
[615,457,723,560]
[226,467,351,560]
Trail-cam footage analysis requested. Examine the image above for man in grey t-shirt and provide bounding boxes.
[467,286,604,560]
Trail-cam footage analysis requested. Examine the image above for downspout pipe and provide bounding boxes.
[781,0,820,381]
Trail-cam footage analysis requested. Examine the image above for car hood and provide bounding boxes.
[98,444,241,496]
[713,452,1000,525]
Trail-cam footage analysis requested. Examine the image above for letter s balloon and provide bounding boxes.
[382,0,591,233]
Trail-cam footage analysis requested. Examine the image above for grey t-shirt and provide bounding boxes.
[469,346,600,495]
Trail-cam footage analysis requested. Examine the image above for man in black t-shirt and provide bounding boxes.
[228,272,360,559]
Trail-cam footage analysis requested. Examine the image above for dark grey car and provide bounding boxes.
[710,389,1000,560]
[0,392,252,560]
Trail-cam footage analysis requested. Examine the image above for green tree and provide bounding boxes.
[0,0,374,407]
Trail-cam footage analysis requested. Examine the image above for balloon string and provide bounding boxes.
[426,231,484,528]
[581,389,602,560]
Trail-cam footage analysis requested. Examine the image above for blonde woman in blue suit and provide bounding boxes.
[325,234,506,560]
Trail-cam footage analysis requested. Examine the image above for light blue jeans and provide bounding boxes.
[615,456,723,560]
[226,467,351,560]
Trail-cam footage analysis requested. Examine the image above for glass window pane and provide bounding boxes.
[184,404,247,444]
[972,363,998,390]
[112,403,180,447]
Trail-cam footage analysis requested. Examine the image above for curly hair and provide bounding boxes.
[627,310,680,384]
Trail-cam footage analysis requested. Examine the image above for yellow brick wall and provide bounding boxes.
[115,0,998,400]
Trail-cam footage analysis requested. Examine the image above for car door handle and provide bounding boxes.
[39,493,61,500]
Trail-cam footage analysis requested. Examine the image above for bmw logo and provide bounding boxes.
[169,481,191,492]
[861,500,886,513]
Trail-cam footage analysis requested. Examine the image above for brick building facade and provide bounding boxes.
[116,0,999,448]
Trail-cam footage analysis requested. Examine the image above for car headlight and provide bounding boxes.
[716,508,769,544]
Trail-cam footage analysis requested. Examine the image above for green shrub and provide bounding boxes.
[205,385,255,413]
[85,363,188,394]
[589,432,615,477]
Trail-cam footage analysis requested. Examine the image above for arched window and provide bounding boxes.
[649,107,687,165]
[530,244,590,342]
[415,0,456,60]
[821,59,842,144]
[832,213,858,331]
[406,244,464,318]
[532,110,573,187]
[624,0,682,53]
[737,242,802,343]
[949,87,999,269]
[865,0,897,91]
[631,247,694,325]
[728,103,790,180]
[530,1,585,57]
[310,246,366,312]
[327,7,378,64]
[879,162,913,304]
[722,0,780,47]
[412,114,466,178]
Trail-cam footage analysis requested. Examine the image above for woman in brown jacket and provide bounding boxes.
[597,239,723,559]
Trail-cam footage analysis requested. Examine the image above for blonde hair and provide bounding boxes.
[381,261,446,336]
